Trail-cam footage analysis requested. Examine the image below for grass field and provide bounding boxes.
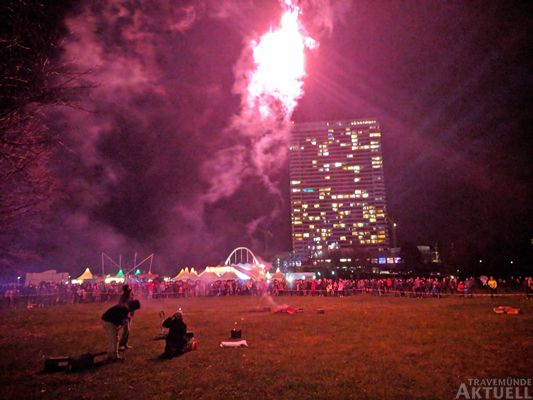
[0,295,531,399]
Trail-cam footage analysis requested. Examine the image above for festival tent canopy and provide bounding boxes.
[232,264,265,280]
[198,267,221,282]
[219,266,249,281]
[76,267,94,281]
[172,267,199,281]
[172,268,188,281]
[271,267,285,281]
[219,270,239,281]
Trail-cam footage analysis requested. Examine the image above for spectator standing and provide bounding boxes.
[101,300,141,361]
[118,285,134,350]
[488,276,498,299]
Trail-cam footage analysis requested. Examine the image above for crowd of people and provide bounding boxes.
[1,275,532,307]
[3,274,531,364]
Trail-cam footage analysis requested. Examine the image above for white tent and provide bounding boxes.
[217,266,250,280]
[76,267,93,281]
[219,270,241,281]
[189,268,199,279]
[71,267,95,284]
[271,267,285,281]
[172,267,199,281]
[198,267,221,282]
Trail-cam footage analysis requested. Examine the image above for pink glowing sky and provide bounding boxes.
[8,0,531,273]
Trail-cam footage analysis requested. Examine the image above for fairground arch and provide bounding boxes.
[224,247,260,266]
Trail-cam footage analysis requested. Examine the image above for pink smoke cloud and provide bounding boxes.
[41,0,351,269]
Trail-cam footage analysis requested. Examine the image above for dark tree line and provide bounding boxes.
[0,1,80,274]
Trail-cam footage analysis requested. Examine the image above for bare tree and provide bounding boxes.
[0,1,80,266]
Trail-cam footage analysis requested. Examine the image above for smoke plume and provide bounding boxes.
[36,0,350,272]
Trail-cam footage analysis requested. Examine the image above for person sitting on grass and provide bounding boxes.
[101,300,141,361]
[161,310,189,359]
[457,281,465,297]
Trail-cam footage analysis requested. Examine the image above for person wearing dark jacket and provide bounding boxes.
[102,300,141,361]
[118,285,134,350]
[162,311,188,358]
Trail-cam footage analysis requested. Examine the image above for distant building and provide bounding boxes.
[25,269,69,286]
[417,246,433,264]
[272,251,301,272]
[289,118,390,263]
[417,244,442,265]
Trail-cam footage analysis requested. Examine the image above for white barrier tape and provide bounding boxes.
[2,288,530,303]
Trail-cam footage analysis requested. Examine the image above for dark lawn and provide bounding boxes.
[0,295,531,399]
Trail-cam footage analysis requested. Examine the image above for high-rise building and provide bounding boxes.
[289,118,390,261]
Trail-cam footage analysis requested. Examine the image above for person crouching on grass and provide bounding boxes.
[161,310,190,359]
[101,300,141,361]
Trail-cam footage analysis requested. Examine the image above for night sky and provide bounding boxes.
[2,1,532,275]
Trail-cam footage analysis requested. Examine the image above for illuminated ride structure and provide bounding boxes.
[223,247,267,280]
[173,247,268,281]
[100,252,155,283]
[224,247,260,266]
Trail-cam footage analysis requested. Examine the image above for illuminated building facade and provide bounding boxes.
[289,118,390,261]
